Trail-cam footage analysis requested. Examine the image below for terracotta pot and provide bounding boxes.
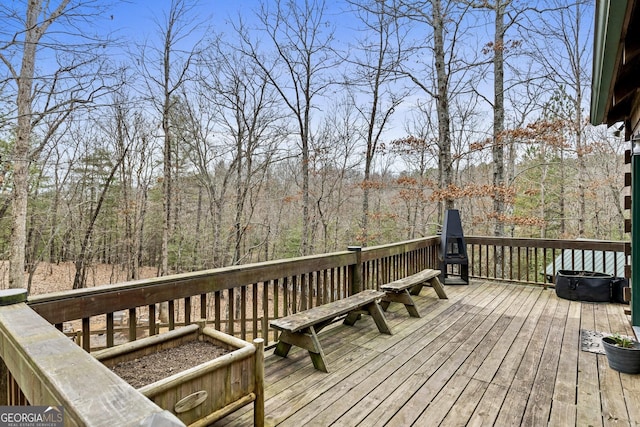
[602,336,640,374]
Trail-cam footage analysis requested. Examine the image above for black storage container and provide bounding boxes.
[555,270,613,302]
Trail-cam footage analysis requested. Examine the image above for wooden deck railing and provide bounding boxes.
[27,237,440,352]
[25,236,629,353]
[464,236,629,286]
[0,235,629,420]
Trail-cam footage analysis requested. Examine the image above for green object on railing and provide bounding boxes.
[0,289,27,306]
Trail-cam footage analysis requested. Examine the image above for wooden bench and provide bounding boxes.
[380,269,448,318]
[269,289,392,372]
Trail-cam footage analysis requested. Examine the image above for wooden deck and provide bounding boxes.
[213,280,639,427]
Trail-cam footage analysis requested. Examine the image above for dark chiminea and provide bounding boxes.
[439,209,469,285]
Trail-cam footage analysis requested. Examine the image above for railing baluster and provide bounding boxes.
[168,300,175,330]
[283,277,289,316]
[534,248,539,284]
[240,286,247,340]
[261,281,268,341]
[299,274,306,311]
[200,293,207,320]
[307,273,313,309]
[517,246,522,281]
[82,317,90,352]
[322,270,329,304]
[106,313,114,347]
[508,246,513,281]
[252,283,258,341]
[128,308,136,341]
[148,304,156,335]
[289,275,296,312]
[184,296,191,327]
[273,279,280,340]
[228,288,235,336]
[214,291,221,331]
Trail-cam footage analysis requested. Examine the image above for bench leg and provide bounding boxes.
[383,291,421,317]
[429,277,448,299]
[382,290,421,317]
[409,283,424,296]
[366,302,392,335]
[306,326,329,372]
[273,327,329,373]
[344,311,363,326]
[274,334,293,358]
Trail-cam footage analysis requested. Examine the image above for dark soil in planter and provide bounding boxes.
[110,341,231,388]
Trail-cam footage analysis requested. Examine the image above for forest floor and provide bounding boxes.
[0,260,159,295]
[0,260,161,347]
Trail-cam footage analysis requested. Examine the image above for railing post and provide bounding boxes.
[348,246,362,295]
[0,289,28,406]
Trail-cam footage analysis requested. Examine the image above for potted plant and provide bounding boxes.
[602,333,640,374]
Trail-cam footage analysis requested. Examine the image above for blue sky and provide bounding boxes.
[105,0,352,40]
[106,1,250,39]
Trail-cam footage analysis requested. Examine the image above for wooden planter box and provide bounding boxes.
[94,322,264,426]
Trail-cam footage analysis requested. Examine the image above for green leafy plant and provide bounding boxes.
[609,333,635,348]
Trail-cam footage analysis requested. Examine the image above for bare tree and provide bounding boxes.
[346,0,408,245]
[108,88,155,280]
[465,0,532,236]
[310,97,362,251]
[72,129,128,289]
[396,0,476,222]
[525,0,593,237]
[0,0,116,289]
[236,0,336,255]
[137,0,204,277]
[188,38,285,266]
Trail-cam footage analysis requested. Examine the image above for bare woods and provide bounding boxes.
[0,1,623,291]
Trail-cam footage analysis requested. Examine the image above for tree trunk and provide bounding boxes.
[492,0,506,237]
[73,153,125,289]
[432,0,453,214]
[9,1,42,289]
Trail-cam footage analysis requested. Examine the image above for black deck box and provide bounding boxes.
[555,270,613,303]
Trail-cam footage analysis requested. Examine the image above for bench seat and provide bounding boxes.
[270,289,391,372]
[380,269,448,317]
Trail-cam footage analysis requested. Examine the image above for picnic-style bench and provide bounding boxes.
[380,269,448,318]
[269,289,392,372]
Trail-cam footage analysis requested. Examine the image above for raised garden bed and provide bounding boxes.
[93,322,264,426]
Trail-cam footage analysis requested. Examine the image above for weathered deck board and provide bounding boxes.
[577,303,605,427]
[548,300,581,427]
[211,281,637,427]
[361,284,515,427]
[520,295,568,426]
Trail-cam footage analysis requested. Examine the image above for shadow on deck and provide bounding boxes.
[214,280,639,427]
